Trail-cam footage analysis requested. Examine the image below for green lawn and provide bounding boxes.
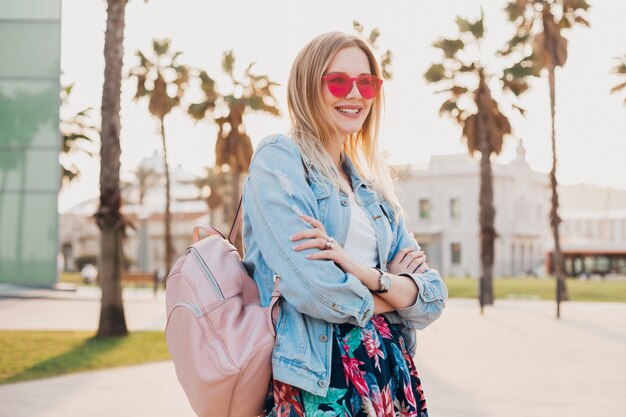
[0,331,170,385]
[1,277,624,385]
[59,272,85,285]
[445,276,626,303]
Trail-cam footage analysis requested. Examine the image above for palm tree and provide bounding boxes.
[129,39,189,271]
[60,83,97,186]
[130,165,159,271]
[130,165,159,207]
[352,21,393,80]
[424,11,525,308]
[610,54,626,104]
[189,165,236,229]
[188,51,280,250]
[94,0,130,337]
[501,0,591,318]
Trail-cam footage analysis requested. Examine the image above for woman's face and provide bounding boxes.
[321,46,374,141]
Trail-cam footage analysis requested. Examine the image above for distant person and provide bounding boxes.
[242,31,448,417]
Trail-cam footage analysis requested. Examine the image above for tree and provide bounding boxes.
[501,0,591,318]
[187,51,280,250]
[186,165,229,217]
[129,165,159,272]
[59,83,97,186]
[129,165,160,207]
[610,54,626,105]
[94,0,130,337]
[424,11,526,308]
[129,39,189,271]
[352,21,393,80]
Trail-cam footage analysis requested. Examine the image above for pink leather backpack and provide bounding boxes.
[165,199,280,417]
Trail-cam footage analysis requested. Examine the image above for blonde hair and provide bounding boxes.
[287,31,402,219]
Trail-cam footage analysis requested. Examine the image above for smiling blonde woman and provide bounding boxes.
[242,31,448,417]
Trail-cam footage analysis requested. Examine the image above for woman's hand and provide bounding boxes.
[290,214,362,276]
[387,247,429,275]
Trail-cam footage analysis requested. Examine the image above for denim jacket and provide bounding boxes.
[242,134,448,396]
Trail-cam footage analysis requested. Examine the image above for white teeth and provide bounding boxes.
[337,108,360,114]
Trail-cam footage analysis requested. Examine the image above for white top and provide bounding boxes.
[342,190,379,267]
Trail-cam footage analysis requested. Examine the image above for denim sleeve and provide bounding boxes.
[387,207,448,330]
[243,136,374,327]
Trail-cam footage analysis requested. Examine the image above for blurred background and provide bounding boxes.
[0,0,625,416]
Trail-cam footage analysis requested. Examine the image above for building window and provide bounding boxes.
[419,199,430,219]
[451,243,461,265]
[450,198,461,219]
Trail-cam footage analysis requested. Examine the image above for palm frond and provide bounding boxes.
[455,13,484,39]
[610,81,626,95]
[432,38,465,59]
[380,49,393,80]
[222,50,236,80]
[424,63,447,83]
[153,38,171,56]
[368,28,381,48]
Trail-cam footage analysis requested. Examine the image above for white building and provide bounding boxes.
[393,140,551,278]
[557,185,626,276]
[60,143,626,278]
[59,152,228,274]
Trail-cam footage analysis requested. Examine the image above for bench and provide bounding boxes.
[121,272,163,296]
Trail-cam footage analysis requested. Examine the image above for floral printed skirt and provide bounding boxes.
[264,314,428,417]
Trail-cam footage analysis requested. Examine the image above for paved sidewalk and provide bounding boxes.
[0,361,194,417]
[1,287,625,417]
[415,298,626,417]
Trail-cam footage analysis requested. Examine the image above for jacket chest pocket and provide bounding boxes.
[310,180,331,222]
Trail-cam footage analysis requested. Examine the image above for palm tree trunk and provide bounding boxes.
[548,65,569,318]
[95,0,128,337]
[477,108,495,307]
[160,116,173,271]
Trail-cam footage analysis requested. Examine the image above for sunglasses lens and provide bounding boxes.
[356,75,380,99]
[326,74,352,97]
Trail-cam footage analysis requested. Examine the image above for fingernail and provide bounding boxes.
[305,254,312,259]
[289,235,295,240]
[292,245,298,250]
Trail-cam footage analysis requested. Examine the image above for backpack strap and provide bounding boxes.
[228,196,244,244]
[269,275,281,331]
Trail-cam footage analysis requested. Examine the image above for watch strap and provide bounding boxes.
[371,267,390,294]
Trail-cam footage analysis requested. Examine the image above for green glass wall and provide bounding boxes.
[0,0,61,285]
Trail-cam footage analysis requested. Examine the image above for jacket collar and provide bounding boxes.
[341,152,377,204]
[341,151,373,189]
[298,141,374,198]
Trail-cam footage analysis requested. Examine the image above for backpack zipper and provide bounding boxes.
[174,301,204,318]
[189,247,225,301]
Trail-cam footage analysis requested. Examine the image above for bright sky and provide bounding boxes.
[59,0,626,212]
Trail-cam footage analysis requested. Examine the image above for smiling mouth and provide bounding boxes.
[335,106,362,117]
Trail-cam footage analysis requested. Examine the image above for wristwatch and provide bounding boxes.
[371,267,392,294]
